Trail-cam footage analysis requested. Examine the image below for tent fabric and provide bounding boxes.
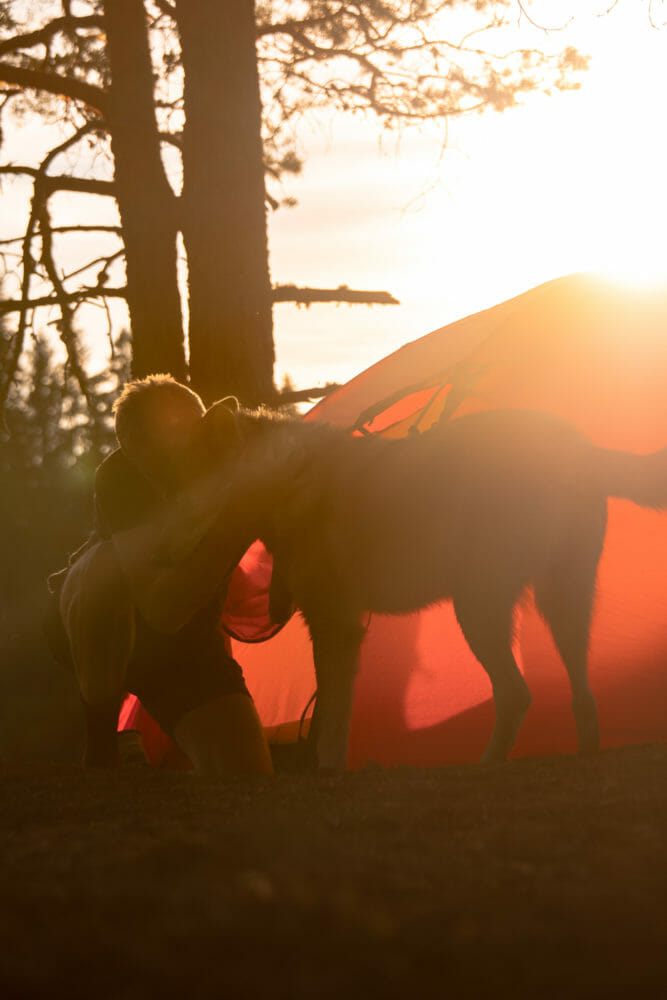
[121,273,667,767]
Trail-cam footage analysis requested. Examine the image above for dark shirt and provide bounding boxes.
[94,448,160,538]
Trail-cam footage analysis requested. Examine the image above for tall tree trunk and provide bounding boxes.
[103,0,186,382]
[176,0,275,406]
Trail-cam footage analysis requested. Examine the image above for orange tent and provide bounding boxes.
[121,273,667,767]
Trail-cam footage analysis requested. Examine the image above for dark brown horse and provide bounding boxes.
[163,401,667,772]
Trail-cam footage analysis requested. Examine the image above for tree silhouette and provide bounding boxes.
[0,1,586,412]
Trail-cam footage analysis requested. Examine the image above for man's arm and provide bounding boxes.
[109,517,242,633]
[96,453,249,633]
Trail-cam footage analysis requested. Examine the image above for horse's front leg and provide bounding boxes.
[307,618,366,774]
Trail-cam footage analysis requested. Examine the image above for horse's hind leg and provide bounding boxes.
[453,584,532,764]
[534,539,602,754]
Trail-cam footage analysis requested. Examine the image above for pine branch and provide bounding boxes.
[0,14,104,59]
[0,62,107,117]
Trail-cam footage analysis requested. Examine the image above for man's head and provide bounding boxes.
[113,374,206,491]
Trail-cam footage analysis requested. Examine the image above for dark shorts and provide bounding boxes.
[126,604,250,737]
[45,560,249,738]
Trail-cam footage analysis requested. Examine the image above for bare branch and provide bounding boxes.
[272,382,340,406]
[0,225,122,247]
[152,1,177,19]
[62,249,124,284]
[516,1,574,32]
[0,165,114,198]
[257,7,349,40]
[2,118,98,413]
[648,0,667,29]
[273,284,399,306]
[34,196,111,446]
[159,130,183,150]
[0,193,40,415]
[0,287,128,317]
[37,198,92,409]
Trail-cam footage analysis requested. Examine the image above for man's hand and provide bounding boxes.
[153,492,221,568]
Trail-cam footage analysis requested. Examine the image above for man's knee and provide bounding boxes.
[173,693,274,777]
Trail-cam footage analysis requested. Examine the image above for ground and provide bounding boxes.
[1,742,665,999]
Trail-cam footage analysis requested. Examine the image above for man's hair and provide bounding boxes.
[113,374,205,456]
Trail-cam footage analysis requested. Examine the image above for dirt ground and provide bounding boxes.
[1,742,665,1000]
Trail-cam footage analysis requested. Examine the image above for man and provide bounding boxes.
[47,375,273,777]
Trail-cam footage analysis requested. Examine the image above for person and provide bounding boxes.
[46,374,274,777]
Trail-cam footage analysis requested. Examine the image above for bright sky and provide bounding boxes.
[2,3,666,396]
[269,2,667,391]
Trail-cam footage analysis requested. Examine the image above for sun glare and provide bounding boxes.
[573,148,667,291]
[595,258,667,292]
[537,9,667,291]
[424,4,667,308]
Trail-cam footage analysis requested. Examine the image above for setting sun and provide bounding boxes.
[270,4,667,388]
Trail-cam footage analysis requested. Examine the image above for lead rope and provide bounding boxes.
[298,689,317,744]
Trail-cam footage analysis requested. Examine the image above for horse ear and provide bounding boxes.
[199,397,241,454]
[218,395,239,414]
